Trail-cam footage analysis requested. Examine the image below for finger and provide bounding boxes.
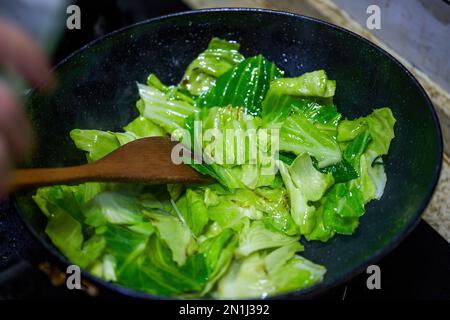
[0,21,54,89]
[0,84,33,162]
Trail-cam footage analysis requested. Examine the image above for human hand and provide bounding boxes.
[0,21,53,195]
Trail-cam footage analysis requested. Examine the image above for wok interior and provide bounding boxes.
[15,10,441,297]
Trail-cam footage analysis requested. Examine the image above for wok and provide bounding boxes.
[12,8,443,299]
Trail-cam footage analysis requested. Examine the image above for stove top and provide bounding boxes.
[1,0,449,300]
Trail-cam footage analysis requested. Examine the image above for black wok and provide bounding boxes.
[12,8,443,299]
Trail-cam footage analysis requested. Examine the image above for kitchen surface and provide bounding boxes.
[0,0,449,300]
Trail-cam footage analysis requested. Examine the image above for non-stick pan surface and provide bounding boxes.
[13,8,442,299]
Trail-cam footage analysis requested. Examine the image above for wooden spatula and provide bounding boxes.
[10,136,211,190]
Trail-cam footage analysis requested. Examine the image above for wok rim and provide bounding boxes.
[13,7,444,300]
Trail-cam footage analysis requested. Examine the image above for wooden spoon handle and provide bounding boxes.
[10,165,93,190]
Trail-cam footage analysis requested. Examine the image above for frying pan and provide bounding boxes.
[11,8,443,299]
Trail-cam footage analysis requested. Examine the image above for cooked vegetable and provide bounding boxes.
[181,38,244,96]
[33,38,396,298]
